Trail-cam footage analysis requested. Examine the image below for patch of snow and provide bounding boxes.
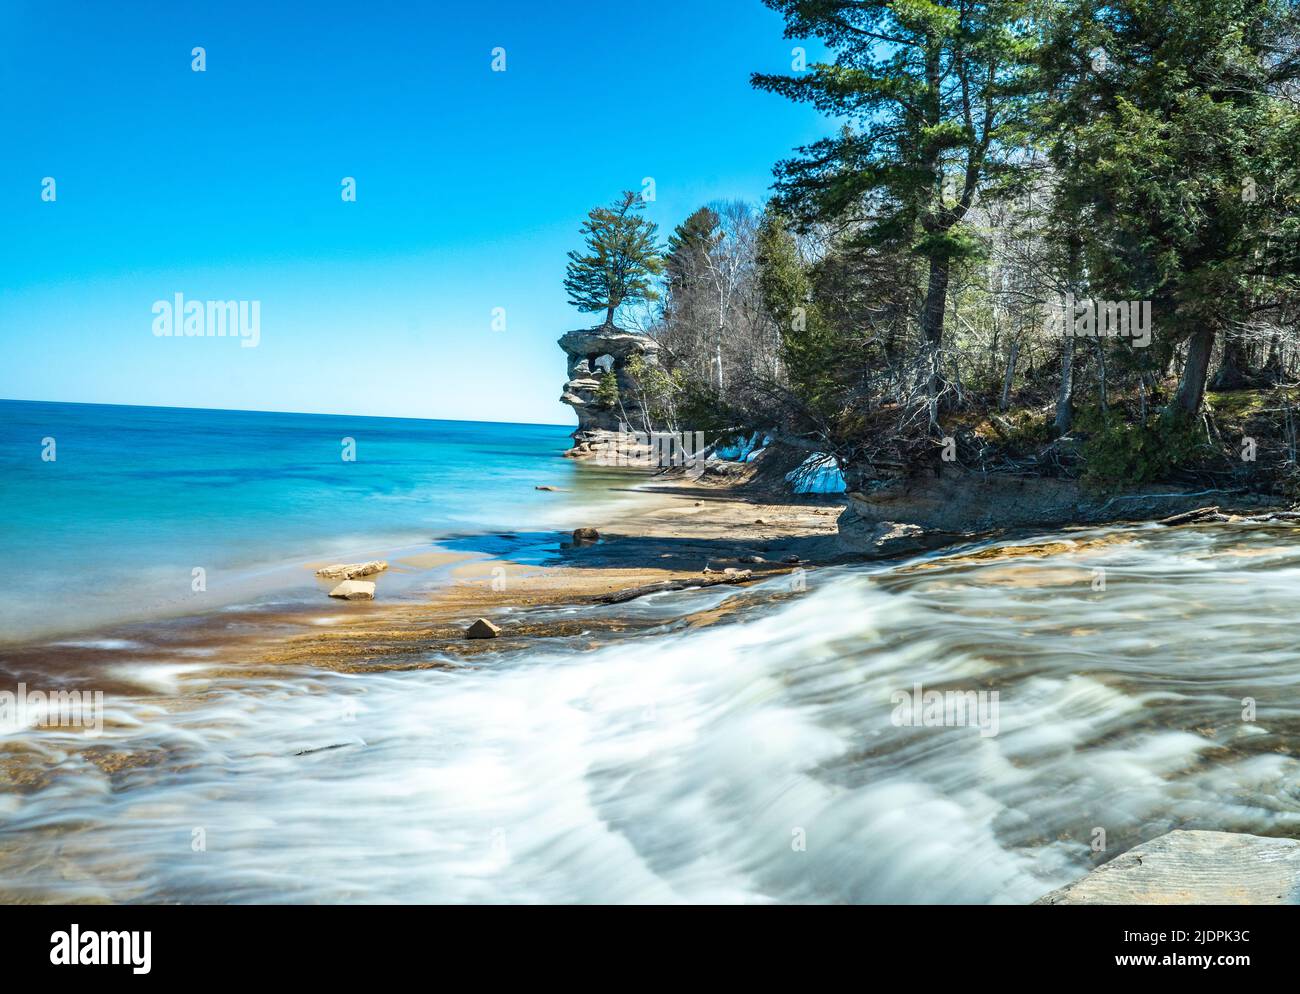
[786,453,846,494]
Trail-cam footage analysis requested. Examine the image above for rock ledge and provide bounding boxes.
[1035,830,1300,905]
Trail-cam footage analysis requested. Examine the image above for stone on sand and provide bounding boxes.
[328,580,376,601]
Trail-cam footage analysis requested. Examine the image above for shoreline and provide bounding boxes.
[1,474,846,693]
[10,456,1295,693]
[0,472,845,799]
[7,468,1300,903]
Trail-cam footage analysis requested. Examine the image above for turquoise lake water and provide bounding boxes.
[0,399,617,642]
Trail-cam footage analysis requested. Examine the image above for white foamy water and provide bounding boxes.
[3,523,1299,903]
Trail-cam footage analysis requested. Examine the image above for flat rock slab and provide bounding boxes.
[1035,830,1300,905]
[327,580,376,601]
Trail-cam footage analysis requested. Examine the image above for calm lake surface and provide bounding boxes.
[0,400,626,642]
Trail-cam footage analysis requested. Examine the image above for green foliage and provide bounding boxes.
[1077,407,1205,488]
[564,192,664,324]
[594,369,620,410]
[755,209,841,416]
[1038,0,1300,414]
[624,354,684,426]
[752,0,1038,279]
[664,207,721,295]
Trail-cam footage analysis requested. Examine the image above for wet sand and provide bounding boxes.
[0,475,846,687]
[0,475,845,802]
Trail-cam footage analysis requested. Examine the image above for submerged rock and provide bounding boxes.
[572,527,600,544]
[328,580,376,601]
[316,560,388,580]
[1035,830,1300,905]
[465,618,502,639]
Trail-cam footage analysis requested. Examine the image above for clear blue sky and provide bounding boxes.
[0,0,829,424]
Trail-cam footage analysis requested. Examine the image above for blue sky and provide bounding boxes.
[0,0,829,424]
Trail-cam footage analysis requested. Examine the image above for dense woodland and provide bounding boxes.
[563,0,1300,495]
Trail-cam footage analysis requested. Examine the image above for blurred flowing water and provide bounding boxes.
[3,522,1298,903]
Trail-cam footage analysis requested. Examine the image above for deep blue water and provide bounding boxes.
[0,400,607,641]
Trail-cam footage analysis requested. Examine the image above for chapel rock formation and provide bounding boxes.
[558,326,661,456]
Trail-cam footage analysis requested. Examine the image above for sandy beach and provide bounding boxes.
[257,476,846,672]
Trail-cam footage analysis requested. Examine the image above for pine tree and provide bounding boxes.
[752,0,1039,415]
[564,192,664,327]
[1040,0,1300,417]
[664,207,721,304]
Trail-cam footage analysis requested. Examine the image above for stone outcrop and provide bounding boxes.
[465,618,501,639]
[836,466,1270,557]
[315,560,388,580]
[558,325,661,456]
[1035,830,1300,905]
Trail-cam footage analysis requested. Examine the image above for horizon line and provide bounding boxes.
[0,396,574,430]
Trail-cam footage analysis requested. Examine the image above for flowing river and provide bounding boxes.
[3,521,1298,903]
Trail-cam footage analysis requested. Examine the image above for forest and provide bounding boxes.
[563,0,1300,497]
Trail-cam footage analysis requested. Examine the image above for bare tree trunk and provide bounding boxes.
[1210,327,1253,391]
[921,258,950,351]
[921,257,951,411]
[1170,327,1216,417]
[1092,339,1108,415]
[1055,339,1075,436]
[1000,339,1019,412]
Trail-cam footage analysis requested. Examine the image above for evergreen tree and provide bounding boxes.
[564,191,664,327]
[664,207,722,302]
[753,0,1039,415]
[1040,0,1300,417]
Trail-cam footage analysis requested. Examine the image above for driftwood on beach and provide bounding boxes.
[596,570,754,605]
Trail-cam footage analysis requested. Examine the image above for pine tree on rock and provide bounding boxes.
[564,191,664,328]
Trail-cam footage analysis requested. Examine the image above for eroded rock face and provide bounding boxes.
[558,325,661,456]
[835,465,1255,556]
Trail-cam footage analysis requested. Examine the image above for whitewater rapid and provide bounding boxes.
[2,523,1299,902]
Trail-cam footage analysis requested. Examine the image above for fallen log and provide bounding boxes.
[1156,506,1223,526]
